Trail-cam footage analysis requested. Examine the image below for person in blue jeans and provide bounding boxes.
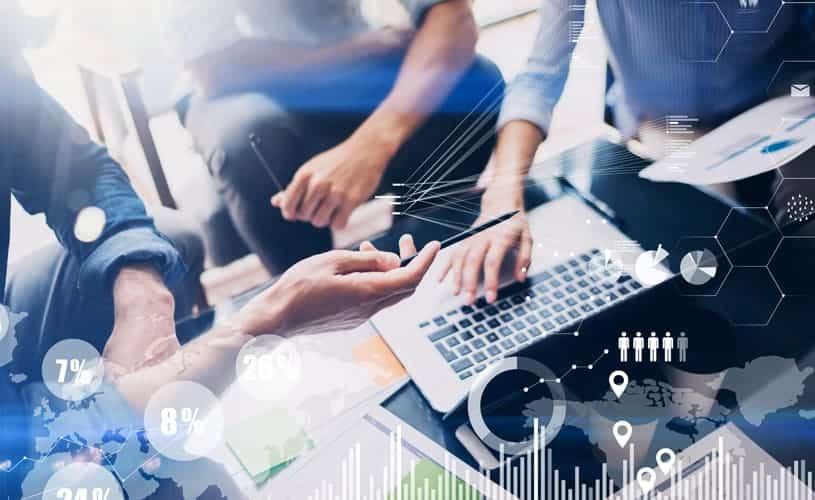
[163,0,505,274]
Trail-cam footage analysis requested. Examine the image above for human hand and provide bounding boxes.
[271,136,392,230]
[104,264,180,379]
[235,236,440,337]
[438,193,532,304]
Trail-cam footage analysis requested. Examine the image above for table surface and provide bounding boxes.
[178,139,815,483]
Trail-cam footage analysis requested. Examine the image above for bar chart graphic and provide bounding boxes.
[290,410,813,500]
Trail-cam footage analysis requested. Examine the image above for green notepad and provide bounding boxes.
[225,408,314,484]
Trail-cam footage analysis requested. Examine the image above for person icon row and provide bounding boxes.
[618,331,687,363]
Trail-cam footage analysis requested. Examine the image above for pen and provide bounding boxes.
[248,133,285,192]
[398,210,520,267]
[557,176,625,228]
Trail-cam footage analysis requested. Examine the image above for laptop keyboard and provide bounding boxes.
[418,249,644,381]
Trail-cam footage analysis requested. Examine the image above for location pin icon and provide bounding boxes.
[612,420,632,448]
[656,448,676,475]
[636,467,656,494]
[609,370,629,399]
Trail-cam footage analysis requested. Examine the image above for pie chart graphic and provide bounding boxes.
[680,249,718,286]
[634,245,672,286]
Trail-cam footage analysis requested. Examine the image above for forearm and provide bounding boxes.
[111,281,287,413]
[485,120,545,205]
[113,322,249,413]
[351,0,478,156]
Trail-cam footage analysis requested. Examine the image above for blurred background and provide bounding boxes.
[8,0,609,302]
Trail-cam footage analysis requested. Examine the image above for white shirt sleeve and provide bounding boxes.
[496,0,582,134]
[160,0,244,64]
[397,0,449,25]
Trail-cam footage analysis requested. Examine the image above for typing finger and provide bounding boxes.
[483,240,511,303]
[515,227,533,281]
[462,240,490,304]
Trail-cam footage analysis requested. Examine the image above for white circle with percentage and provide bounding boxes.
[42,462,123,500]
[235,335,302,401]
[143,381,225,461]
[42,339,105,401]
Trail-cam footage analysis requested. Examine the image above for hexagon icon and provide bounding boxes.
[715,267,782,326]
[672,236,731,296]
[769,238,815,295]
[770,178,815,237]
[767,60,815,100]
[717,208,781,266]
[718,0,782,32]
[676,2,732,63]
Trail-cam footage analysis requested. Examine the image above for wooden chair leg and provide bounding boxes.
[119,71,178,209]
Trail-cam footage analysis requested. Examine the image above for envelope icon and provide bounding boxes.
[791,83,811,97]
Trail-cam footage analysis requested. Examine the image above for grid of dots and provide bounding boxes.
[786,193,815,224]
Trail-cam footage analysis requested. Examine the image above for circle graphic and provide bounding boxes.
[74,206,106,243]
[42,339,105,401]
[235,335,302,401]
[467,357,565,455]
[680,249,718,286]
[42,462,124,500]
[634,247,672,286]
[143,381,225,461]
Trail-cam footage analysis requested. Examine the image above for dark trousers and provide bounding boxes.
[184,54,505,274]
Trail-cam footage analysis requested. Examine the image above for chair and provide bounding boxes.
[77,65,233,310]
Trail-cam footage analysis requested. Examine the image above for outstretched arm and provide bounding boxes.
[440,0,583,303]
[112,238,440,413]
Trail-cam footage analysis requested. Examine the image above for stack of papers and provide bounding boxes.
[213,323,408,491]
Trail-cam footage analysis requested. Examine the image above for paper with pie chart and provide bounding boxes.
[680,249,718,286]
[634,245,673,286]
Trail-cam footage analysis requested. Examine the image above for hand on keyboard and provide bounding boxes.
[438,205,532,304]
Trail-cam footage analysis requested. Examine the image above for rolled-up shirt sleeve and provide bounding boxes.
[2,67,185,300]
[160,0,244,64]
[398,0,449,25]
[497,0,582,134]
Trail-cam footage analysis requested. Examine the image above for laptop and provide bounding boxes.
[371,195,671,413]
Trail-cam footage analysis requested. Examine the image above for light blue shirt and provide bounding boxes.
[162,0,446,64]
[498,0,815,137]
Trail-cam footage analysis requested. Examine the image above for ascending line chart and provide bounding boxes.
[679,249,718,286]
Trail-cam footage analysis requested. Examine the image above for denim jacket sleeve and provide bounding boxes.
[497,0,583,134]
[1,66,185,299]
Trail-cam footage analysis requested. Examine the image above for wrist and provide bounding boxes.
[112,264,174,319]
[482,184,524,212]
[353,109,412,163]
[233,282,291,337]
